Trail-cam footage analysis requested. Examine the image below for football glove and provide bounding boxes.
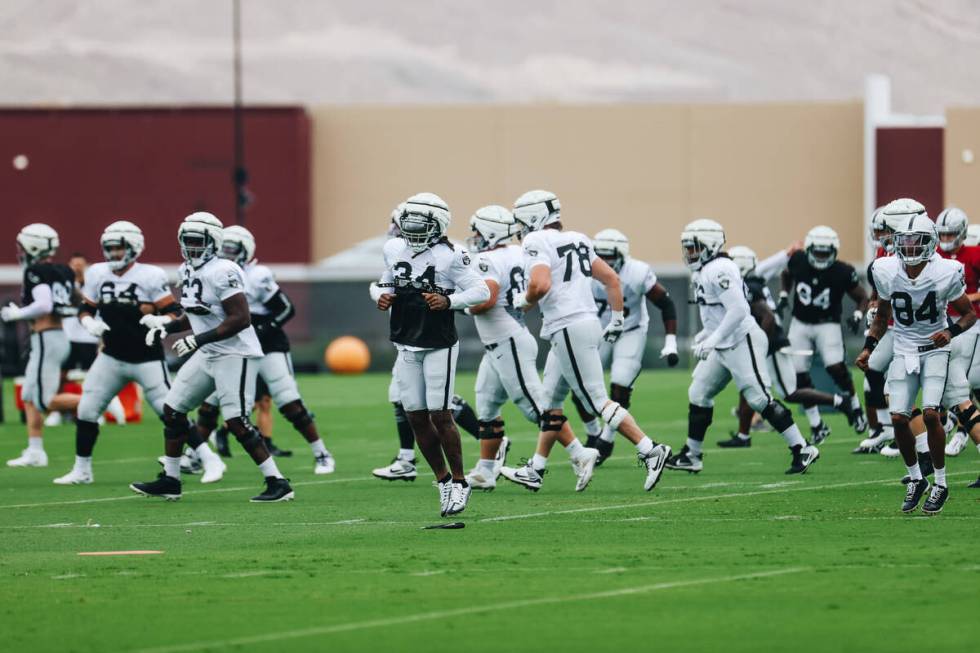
[659,334,679,367]
[692,333,719,361]
[140,314,173,347]
[0,303,23,322]
[80,315,111,337]
[172,334,198,357]
[602,310,625,343]
[847,309,863,334]
[511,292,529,310]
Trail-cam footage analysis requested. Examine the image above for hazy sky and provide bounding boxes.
[3,0,979,113]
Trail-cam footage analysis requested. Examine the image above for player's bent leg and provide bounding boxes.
[279,399,335,474]
[719,393,754,448]
[130,404,190,501]
[372,401,418,481]
[672,352,729,471]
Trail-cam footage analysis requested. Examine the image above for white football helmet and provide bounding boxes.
[178,212,224,266]
[881,198,928,233]
[468,205,518,253]
[680,219,725,271]
[397,193,451,253]
[804,226,840,270]
[16,223,59,267]
[220,225,256,266]
[868,206,894,253]
[894,214,938,267]
[936,207,968,252]
[728,245,758,278]
[387,202,404,238]
[593,229,630,272]
[100,220,144,271]
[513,190,561,235]
[966,223,980,247]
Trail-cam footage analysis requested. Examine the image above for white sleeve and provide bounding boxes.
[448,251,491,309]
[251,267,280,305]
[214,265,246,301]
[522,233,553,270]
[148,268,173,303]
[17,284,54,320]
[640,264,657,294]
[379,242,395,286]
[945,265,968,303]
[476,255,501,284]
[755,251,789,282]
[369,282,385,303]
[81,268,99,304]
[707,270,750,341]
[871,263,891,301]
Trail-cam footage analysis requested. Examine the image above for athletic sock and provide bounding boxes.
[876,409,890,425]
[477,459,495,475]
[194,442,221,464]
[851,394,861,410]
[309,438,328,457]
[398,448,415,461]
[75,455,92,473]
[531,453,548,471]
[832,395,843,408]
[976,442,980,456]
[685,438,703,457]
[258,457,285,479]
[934,466,947,487]
[28,436,43,451]
[635,436,654,456]
[736,432,751,442]
[804,406,822,429]
[780,424,807,449]
[906,462,923,481]
[163,456,181,479]
[565,439,585,459]
[914,432,929,453]
[583,419,601,437]
[598,424,616,444]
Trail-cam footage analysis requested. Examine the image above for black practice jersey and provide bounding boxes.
[22,263,75,317]
[786,251,859,324]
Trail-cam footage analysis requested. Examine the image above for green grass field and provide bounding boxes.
[1,370,979,653]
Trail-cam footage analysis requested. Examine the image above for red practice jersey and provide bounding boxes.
[938,244,980,317]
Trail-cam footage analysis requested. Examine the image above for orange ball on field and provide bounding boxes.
[325,335,371,374]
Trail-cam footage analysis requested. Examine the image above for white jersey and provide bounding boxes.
[177,257,263,359]
[63,316,98,344]
[692,256,755,349]
[593,257,656,331]
[523,228,599,338]
[242,261,279,316]
[473,244,528,345]
[871,253,966,355]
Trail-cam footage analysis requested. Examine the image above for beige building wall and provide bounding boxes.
[945,108,980,218]
[312,102,864,266]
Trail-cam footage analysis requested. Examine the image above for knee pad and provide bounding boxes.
[228,418,264,450]
[761,401,794,432]
[197,402,219,431]
[953,404,980,431]
[796,373,814,390]
[280,400,314,431]
[600,401,629,431]
[477,418,505,439]
[393,402,408,423]
[539,411,568,433]
[610,384,633,409]
[865,369,886,406]
[163,405,191,441]
[687,403,713,441]
[910,408,923,419]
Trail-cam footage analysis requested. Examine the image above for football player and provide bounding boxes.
[858,209,976,514]
[464,205,540,490]
[376,193,491,516]
[131,212,292,502]
[778,226,869,443]
[370,205,482,482]
[718,245,864,448]
[208,225,336,474]
[499,190,669,493]
[2,224,78,467]
[667,220,818,475]
[573,228,678,465]
[52,221,222,484]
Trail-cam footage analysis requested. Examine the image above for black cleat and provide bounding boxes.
[263,437,293,458]
[251,476,295,502]
[922,484,948,515]
[901,452,934,484]
[967,476,980,489]
[840,397,868,434]
[214,427,232,458]
[584,435,600,449]
[786,444,819,474]
[130,472,182,501]
[810,422,831,446]
[595,439,614,467]
[665,445,703,473]
[718,432,752,448]
[902,478,930,513]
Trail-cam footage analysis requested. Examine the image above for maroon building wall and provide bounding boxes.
[875,127,944,217]
[0,108,311,264]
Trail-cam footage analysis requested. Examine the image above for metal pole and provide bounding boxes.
[232,0,247,225]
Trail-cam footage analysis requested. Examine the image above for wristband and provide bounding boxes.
[948,323,964,338]
[863,335,878,351]
[164,318,182,334]
[194,328,221,346]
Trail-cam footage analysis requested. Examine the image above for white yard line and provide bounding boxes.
[129,567,807,653]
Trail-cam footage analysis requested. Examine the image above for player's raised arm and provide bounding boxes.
[1,282,53,322]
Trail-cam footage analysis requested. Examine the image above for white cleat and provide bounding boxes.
[7,448,48,468]
[373,457,417,481]
[500,463,544,492]
[438,478,453,516]
[641,444,672,491]
[466,468,497,491]
[946,430,969,457]
[199,457,226,484]
[314,452,336,475]
[444,482,470,516]
[572,447,599,492]
[880,443,902,458]
[53,468,93,485]
[106,396,127,425]
[44,411,63,427]
[492,436,511,477]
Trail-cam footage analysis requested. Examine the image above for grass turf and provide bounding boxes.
[1,370,978,653]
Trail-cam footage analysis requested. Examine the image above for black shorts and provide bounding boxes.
[62,342,98,372]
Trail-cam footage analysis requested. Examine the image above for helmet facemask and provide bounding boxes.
[102,238,137,271]
[806,244,837,270]
[681,236,711,271]
[220,239,248,265]
[179,230,216,265]
[595,247,624,273]
[938,226,965,253]
[895,231,936,266]
[399,213,441,253]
